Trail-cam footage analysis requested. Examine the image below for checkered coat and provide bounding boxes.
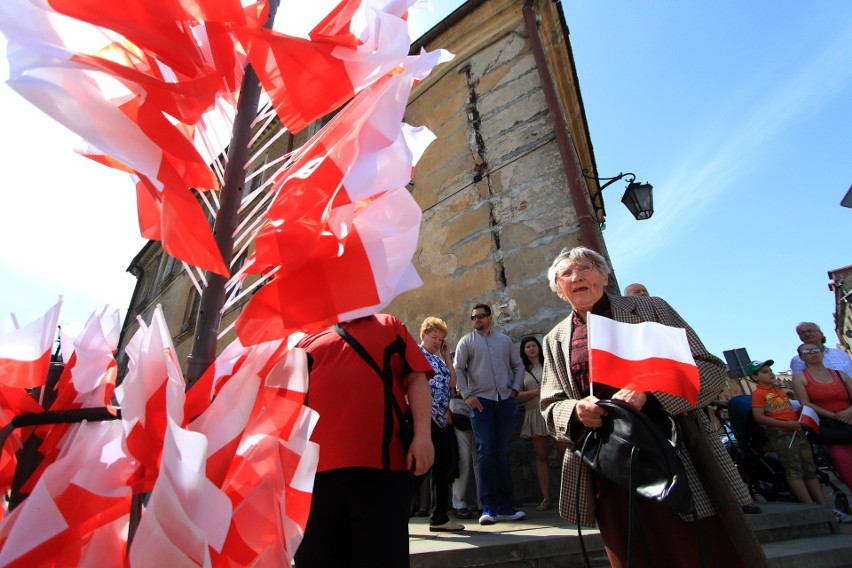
[540,293,751,527]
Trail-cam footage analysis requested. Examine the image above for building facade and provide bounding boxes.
[828,264,852,355]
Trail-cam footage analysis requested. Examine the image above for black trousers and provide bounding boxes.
[294,467,411,568]
[412,421,453,525]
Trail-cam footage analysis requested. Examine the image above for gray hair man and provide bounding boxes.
[789,322,852,373]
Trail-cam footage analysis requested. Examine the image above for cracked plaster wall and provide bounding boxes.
[389,0,592,346]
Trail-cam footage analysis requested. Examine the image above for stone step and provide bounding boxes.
[763,533,852,568]
[408,501,852,568]
[746,502,838,543]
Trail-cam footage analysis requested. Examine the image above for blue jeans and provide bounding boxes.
[470,396,516,511]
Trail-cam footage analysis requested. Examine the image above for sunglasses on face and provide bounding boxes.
[799,348,822,355]
[470,313,489,320]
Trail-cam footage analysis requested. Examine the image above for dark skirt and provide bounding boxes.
[593,473,747,568]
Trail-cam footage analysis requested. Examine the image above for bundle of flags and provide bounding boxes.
[0,0,452,344]
[0,0,455,562]
[0,300,318,565]
[587,314,701,405]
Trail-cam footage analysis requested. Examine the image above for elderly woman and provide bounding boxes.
[792,342,852,490]
[539,246,750,568]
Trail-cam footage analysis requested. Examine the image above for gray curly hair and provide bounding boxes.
[546,246,611,296]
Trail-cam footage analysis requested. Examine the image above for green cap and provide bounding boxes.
[746,359,774,378]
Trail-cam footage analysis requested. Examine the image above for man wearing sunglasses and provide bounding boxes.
[789,322,852,374]
[454,303,525,525]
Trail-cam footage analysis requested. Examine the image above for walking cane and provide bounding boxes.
[676,413,770,568]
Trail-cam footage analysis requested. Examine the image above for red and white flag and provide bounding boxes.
[799,405,820,434]
[0,298,62,389]
[588,314,700,405]
[235,0,416,133]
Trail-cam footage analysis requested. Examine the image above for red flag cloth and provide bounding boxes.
[0,421,133,568]
[116,306,186,493]
[234,0,415,133]
[19,309,122,495]
[0,298,62,389]
[0,0,255,275]
[235,51,452,345]
[212,348,317,566]
[799,405,820,434]
[587,314,700,406]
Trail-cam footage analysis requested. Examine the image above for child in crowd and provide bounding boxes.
[749,359,828,507]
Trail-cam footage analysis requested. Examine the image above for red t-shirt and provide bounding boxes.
[751,384,797,423]
[296,314,433,472]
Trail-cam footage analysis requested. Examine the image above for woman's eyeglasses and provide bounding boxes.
[799,348,822,355]
[470,313,489,320]
[557,263,595,280]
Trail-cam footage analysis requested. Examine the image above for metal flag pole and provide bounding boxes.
[184,0,281,389]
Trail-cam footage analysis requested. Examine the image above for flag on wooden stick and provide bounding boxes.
[588,314,700,405]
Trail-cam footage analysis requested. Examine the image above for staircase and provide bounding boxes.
[408,501,852,567]
[751,502,852,568]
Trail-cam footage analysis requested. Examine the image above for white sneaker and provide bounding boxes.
[834,509,852,524]
[478,510,496,525]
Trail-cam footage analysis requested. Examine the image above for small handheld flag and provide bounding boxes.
[588,314,700,405]
[799,405,821,435]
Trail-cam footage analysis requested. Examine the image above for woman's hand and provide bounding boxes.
[612,388,647,410]
[440,339,451,361]
[575,396,605,428]
[834,407,852,425]
[408,434,434,476]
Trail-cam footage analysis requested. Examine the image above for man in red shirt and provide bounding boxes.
[294,314,434,568]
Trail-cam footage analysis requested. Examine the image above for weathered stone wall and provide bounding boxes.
[390,0,597,346]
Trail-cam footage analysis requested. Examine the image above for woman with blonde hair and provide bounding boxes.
[413,316,465,532]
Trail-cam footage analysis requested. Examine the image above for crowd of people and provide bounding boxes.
[748,321,852,525]
[292,245,852,568]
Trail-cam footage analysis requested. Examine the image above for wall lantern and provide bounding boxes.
[583,171,654,223]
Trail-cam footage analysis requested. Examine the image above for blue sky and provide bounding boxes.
[2,2,850,373]
[559,2,852,371]
[413,1,852,371]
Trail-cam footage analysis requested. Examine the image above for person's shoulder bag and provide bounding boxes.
[332,323,414,469]
[815,370,852,445]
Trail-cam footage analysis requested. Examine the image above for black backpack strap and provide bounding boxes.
[333,322,407,470]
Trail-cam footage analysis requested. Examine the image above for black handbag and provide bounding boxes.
[450,412,472,431]
[814,371,852,444]
[575,399,697,568]
[577,399,693,514]
[817,418,852,444]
